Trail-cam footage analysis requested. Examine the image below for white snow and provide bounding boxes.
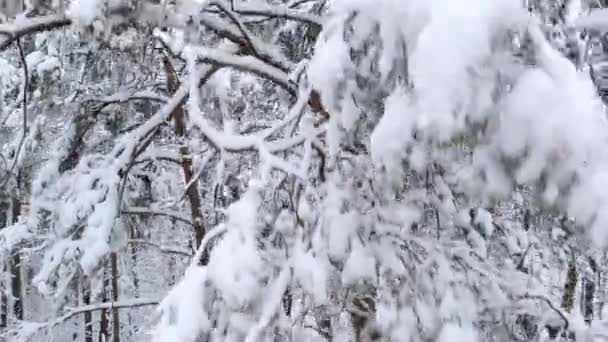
[67,0,97,26]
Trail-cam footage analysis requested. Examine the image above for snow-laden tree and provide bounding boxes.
[3,0,608,341]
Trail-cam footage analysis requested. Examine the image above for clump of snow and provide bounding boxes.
[109,28,138,51]
[437,322,478,342]
[342,242,376,285]
[206,184,266,307]
[292,245,328,303]
[26,51,45,69]
[474,208,494,237]
[409,0,525,142]
[152,266,210,342]
[327,211,357,260]
[67,0,98,26]
[306,9,351,115]
[575,8,608,30]
[370,87,415,180]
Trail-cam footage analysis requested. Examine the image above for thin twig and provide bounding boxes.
[211,0,260,58]
[519,294,570,331]
[121,206,194,226]
[176,150,218,204]
[127,239,192,257]
[231,4,322,29]
[5,298,159,339]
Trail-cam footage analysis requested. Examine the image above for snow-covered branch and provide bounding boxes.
[91,90,168,108]
[0,14,71,50]
[6,298,159,342]
[127,239,192,257]
[195,13,294,71]
[233,2,323,28]
[183,44,295,93]
[121,206,194,226]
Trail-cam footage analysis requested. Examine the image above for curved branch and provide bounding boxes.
[0,14,71,51]
[6,298,158,341]
[127,239,192,257]
[121,206,194,226]
[187,46,295,94]
[519,294,569,331]
[234,6,322,28]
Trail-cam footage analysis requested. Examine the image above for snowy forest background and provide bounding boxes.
[5,0,608,341]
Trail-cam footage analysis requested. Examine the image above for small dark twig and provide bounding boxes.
[519,295,570,331]
[211,0,259,58]
[516,244,534,273]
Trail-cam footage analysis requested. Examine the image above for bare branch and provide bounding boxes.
[519,294,569,331]
[89,90,168,110]
[121,206,194,226]
[6,298,158,341]
[233,3,323,28]
[176,150,218,205]
[210,0,260,57]
[196,13,293,72]
[127,239,192,257]
[185,45,295,94]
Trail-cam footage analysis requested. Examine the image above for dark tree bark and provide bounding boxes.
[111,252,120,342]
[162,56,208,264]
[9,197,22,320]
[83,277,93,342]
[99,267,110,342]
[583,277,596,325]
[0,199,8,329]
[562,256,577,313]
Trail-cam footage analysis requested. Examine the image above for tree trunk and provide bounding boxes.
[83,277,93,342]
[562,255,578,313]
[0,199,8,330]
[99,266,110,342]
[128,224,140,297]
[111,252,120,342]
[9,197,22,320]
[583,277,595,325]
[162,55,208,264]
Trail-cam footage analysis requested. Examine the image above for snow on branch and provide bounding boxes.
[121,206,194,226]
[0,14,71,51]
[6,298,159,342]
[90,89,168,109]
[194,13,294,72]
[179,48,323,177]
[127,239,192,257]
[518,294,569,330]
[111,59,224,168]
[233,1,323,28]
[182,44,295,93]
[574,8,608,30]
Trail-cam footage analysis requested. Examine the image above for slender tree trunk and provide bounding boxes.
[9,197,22,320]
[83,277,93,342]
[162,55,207,264]
[562,255,578,313]
[111,252,120,342]
[127,224,139,340]
[10,253,21,320]
[99,266,110,342]
[128,224,140,297]
[583,276,595,325]
[0,199,8,330]
[0,267,5,329]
